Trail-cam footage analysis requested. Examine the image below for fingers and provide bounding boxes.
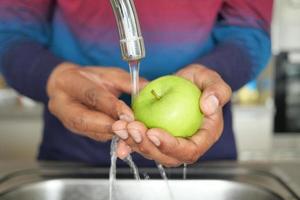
[176,64,232,116]
[127,121,147,144]
[146,128,199,163]
[191,67,231,107]
[112,120,129,140]
[113,112,223,166]
[116,101,134,123]
[113,120,181,167]
[114,74,149,94]
[58,69,122,119]
[146,109,223,164]
[146,129,206,164]
[113,120,131,159]
[48,92,114,141]
[83,67,149,94]
[198,77,231,115]
[49,65,148,119]
[116,140,132,159]
[127,122,181,167]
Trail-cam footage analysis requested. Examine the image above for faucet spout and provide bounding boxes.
[110,0,145,61]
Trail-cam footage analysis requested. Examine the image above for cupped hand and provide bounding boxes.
[47,62,147,142]
[113,64,232,167]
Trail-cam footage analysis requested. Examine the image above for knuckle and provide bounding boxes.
[185,150,200,164]
[56,70,73,88]
[203,68,221,79]
[108,96,118,107]
[160,144,173,155]
[159,138,180,155]
[220,82,231,95]
[102,123,113,133]
[225,84,232,97]
[212,81,231,105]
[48,97,62,117]
[84,88,99,108]
[210,70,222,80]
[68,115,88,133]
[139,146,150,155]
[48,99,56,114]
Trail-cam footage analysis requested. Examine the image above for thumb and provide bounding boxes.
[200,94,220,116]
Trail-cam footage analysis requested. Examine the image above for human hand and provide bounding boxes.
[113,64,232,166]
[47,62,147,142]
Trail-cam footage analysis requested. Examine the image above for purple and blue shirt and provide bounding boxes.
[0,0,273,166]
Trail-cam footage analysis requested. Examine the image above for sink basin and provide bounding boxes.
[0,164,298,200]
[0,179,283,200]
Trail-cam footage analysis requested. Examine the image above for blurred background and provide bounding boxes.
[0,0,300,162]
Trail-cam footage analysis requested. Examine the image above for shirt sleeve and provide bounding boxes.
[198,0,273,91]
[0,0,64,103]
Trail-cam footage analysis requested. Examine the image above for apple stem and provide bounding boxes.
[151,89,161,100]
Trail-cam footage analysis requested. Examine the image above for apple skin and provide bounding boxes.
[132,75,203,138]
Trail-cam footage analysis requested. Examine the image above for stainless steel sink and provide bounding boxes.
[0,179,285,200]
[0,164,298,200]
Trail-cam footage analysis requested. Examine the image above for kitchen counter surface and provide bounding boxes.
[0,161,299,198]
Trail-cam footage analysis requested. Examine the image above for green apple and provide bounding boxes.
[132,75,203,138]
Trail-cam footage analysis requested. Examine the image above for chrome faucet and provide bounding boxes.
[110,0,145,62]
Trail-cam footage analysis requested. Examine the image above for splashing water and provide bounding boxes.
[129,60,174,199]
[109,60,175,200]
[108,61,141,200]
[156,162,175,200]
[109,138,141,200]
[156,162,168,180]
[124,155,141,180]
[183,163,187,179]
[143,172,150,180]
[109,136,118,200]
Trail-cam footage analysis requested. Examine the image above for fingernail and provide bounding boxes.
[205,95,219,114]
[119,114,134,122]
[130,130,142,143]
[114,130,128,140]
[148,135,160,147]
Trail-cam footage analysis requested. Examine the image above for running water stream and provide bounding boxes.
[124,156,141,180]
[109,60,175,200]
[109,136,118,200]
[156,162,175,200]
[128,61,140,104]
[109,61,141,200]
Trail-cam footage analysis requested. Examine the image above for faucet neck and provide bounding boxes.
[110,0,145,61]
